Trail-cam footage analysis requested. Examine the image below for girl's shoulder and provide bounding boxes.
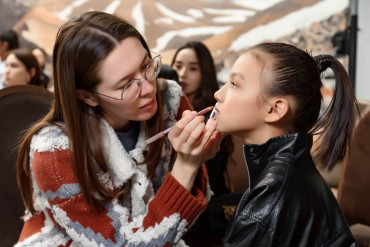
[30,123,69,153]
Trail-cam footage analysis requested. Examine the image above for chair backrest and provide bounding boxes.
[0,85,53,246]
[337,108,370,226]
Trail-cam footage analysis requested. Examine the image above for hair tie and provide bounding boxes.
[315,55,333,73]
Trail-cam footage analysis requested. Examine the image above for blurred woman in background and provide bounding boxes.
[4,48,47,88]
[171,41,219,111]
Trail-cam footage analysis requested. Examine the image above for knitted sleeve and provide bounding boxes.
[17,124,208,247]
[176,95,211,200]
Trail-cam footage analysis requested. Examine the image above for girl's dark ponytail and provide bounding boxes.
[316,55,333,73]
[313,55,358,170]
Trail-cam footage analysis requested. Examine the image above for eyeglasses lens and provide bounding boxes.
[121,55,161,103]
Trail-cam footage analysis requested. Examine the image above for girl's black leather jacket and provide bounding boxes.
[223,133,355,247]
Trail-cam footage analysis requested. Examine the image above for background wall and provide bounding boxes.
[356,0,370,100]
[2,0,365,98]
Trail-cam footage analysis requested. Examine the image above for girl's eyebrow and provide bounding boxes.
[230,72,246,81]
[174,60,199,66]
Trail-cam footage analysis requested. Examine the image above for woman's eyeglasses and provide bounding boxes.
[90,51,161,103]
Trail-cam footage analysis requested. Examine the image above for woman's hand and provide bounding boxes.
[169,110,223,190]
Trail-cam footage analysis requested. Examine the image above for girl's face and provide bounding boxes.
[4,53,32,86]
[172,48,202,96]
[214,52,269,144]
[93,37,157,132]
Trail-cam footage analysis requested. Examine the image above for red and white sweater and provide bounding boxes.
[16,80,211,247]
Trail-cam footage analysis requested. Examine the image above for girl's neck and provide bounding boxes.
[242,125,288,145]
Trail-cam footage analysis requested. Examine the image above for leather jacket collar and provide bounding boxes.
[243,133,312,189]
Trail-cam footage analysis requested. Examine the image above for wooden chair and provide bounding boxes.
[0,85,53,246]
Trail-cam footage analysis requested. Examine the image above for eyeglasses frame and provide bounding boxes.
[89,51,161,102]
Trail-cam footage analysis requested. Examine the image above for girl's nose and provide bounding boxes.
[214,87,222,102]
[178,67,186,78]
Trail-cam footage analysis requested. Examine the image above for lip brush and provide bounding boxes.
[145,106,214,144]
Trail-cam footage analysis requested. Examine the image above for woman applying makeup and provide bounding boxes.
[170,42,357,246]
[15,11,221,246]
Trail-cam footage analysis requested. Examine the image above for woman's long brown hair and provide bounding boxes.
[17,11,164,214]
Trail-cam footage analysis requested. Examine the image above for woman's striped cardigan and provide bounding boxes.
[16,80,211,247]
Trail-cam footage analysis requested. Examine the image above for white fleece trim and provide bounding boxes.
[121,213,188,245]
[30,125,69,153]
[51,206,188,246]
[99,118,137,187]
[176,239,190,247]
[52,208,100,247]
[14,227,70,247]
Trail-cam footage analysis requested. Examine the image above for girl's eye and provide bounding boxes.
[230,81,238,88]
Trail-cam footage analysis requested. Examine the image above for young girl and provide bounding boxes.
[16,11,220,246]
[171,42,357,246]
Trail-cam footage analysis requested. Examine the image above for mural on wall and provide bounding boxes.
[1,0,349,80]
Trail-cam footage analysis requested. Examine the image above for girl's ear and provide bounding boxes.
[76,89,99,107]
[264,97,290,123]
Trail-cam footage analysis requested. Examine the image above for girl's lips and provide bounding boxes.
[214,108,220,117]
[179,82,187,90]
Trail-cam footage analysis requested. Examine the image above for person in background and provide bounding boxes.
[32,47,51,87]
[210,42,356,246]
[171,41,246,246]
[171,41,219,111]
[4,48,47,88]
[0,29,19,89]
[16,11,222,246]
